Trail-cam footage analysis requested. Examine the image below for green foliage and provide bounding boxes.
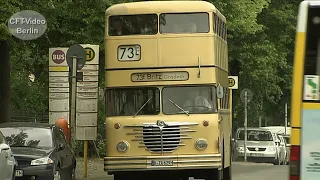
[1,0,301,154]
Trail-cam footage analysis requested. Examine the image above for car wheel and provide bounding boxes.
[273,154,281,165]
[54,169,62,180]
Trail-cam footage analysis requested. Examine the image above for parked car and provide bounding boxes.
[234,127,284,165]
[0,122,76,180]
[0,129,16,180]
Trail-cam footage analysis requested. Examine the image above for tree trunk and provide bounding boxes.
[0,40,10,123]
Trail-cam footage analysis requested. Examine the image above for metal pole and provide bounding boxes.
[84,140,88,178]
[285,103,288,135]
[244,90,248,162]
[70,56,77,148]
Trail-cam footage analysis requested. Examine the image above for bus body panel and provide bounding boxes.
[105,115,220,156]
[105,1,224,20]
[104,31,227,70]
[105,68,229,87]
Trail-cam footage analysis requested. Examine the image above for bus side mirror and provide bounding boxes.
[217,86,224,99]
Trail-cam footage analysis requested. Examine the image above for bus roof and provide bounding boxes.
[297,1,320,32]
[105,1,226,21]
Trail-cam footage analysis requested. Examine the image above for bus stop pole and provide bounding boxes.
[285,103,287,135]
[70,56,77,149]
[244,90,248,162]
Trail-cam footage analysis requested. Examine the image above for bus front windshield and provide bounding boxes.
[162,85,218,115]
[106,88,160,116]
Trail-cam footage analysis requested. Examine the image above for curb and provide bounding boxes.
[232,161,274,166]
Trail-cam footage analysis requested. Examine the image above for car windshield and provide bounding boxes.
[0,127,53,148]
[106,87,160,116]
[162,85,218,115]
[237,130,273,141]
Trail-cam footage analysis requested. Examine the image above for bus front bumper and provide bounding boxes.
[104,154,222,173]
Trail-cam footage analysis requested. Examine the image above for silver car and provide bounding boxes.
[234,128,283,165]
[0,130,16,180]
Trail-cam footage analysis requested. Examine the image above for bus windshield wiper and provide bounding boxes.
[165,98,189,116]
[133,97,153,118]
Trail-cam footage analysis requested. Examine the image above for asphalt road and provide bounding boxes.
[76,159,289,180]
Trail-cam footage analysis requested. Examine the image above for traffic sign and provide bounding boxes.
[66,44,86,70]
[52,50,65,64]
[240,88,253,103]
[85,47,95,61]
[229,76,238,89]
[80,45,99,65]
[49,48,68,66]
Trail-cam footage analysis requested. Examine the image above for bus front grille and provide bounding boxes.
[125,122,198,153]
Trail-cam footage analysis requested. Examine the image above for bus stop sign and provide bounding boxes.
[240,88,253,103]
[66,44,86,70]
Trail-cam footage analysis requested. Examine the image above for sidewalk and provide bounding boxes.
[75,157,112,180]
[232,161,273,166]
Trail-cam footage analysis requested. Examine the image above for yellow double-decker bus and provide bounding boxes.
[103,1,232,180]
[289,1,320,180]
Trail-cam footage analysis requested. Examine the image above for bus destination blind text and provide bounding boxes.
[131,72,189,82]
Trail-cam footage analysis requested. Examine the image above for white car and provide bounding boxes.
[0,130,15,180]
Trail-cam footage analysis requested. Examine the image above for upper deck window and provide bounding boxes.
[108,14,158,36]
[159,13,210,34]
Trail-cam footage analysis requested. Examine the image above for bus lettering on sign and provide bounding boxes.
[52,50,65,64]
[131,72,189,82]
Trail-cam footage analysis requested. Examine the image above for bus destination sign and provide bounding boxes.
[131,71,189,82]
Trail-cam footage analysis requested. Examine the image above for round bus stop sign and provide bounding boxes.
[52,50,65,64]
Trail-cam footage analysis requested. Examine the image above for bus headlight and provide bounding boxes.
[195,138,208,150]
[117,141,129,152]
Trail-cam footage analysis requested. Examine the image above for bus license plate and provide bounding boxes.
[15,170,23,177]
[151,160,173,166]
[251,153,263,157]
